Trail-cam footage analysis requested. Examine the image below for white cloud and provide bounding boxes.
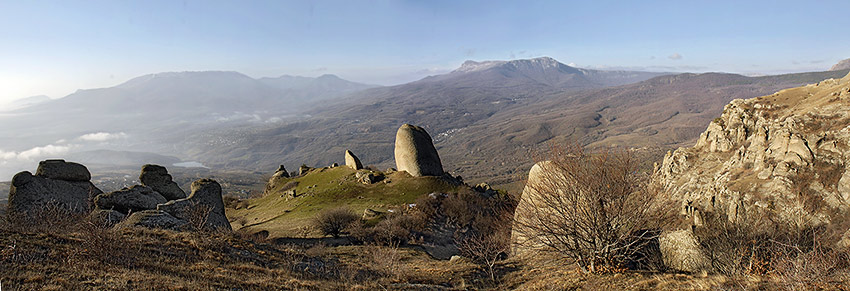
[668,53,683,60]
[78,132,127,142]
[18,145,71,160]
[0,144,73,161]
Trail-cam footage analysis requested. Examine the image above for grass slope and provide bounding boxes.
[228,166,461,238]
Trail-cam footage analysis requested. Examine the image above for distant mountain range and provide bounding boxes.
[175,58,850,185]
[831,58,850,71]
[2,57,847,187]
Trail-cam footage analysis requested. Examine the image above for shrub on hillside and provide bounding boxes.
[512,144,675,273]
[314,207,359,238]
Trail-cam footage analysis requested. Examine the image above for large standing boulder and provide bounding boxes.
[8,163,102,215]
[157,179,231,231]
[394,124,444,177]
[116,210,189,230]
[35,159,91,182]
[511,161,555,257]
[345,150,364,170]
[139,164,186,201]
[94,185,167,214]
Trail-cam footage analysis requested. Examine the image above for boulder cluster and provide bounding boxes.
[9,160,103,215]
[266,123,447,191]
[7,161,231,231]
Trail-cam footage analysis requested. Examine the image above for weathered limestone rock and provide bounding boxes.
[658,229,710,273]
[345,150,364,170]
[655,73,850,227]
[35,159,91,182]
[139,164,186,201]
[157,179,231,231]
[394,124,444,177]
[94,185,167,214]
[8,170,102,215]
[116,210,189,230]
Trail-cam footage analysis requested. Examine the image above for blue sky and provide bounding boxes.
[1,0,849,103]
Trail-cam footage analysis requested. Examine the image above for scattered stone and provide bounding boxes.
[386,168,396,174]
[345,150,364,170]
[449,255,466,263]
[8,170,102,215]
[331,163,339,167]
[394,124,444,177]
[116,210,189,230]
[157,179,231,231]
[94,185,167,214]
[355,171,383,184]
[264,165,292,195]
[139,164,186,201]
[35,159,91,182]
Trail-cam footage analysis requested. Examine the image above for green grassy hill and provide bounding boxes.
[227,166,462,238]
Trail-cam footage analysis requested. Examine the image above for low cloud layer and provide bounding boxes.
[0,144,72,162]
[668,53,683,60]
[78,132,127,142]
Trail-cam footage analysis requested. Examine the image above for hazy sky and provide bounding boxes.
[1,0,849,104]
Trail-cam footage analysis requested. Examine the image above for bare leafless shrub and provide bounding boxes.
[457,230,511,281]
[512,143,676,273]
[314,207,359,238]
[3,201,87,235]
[696,208,850,283]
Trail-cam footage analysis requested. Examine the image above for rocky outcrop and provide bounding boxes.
[299,165,311,176]
[655,72,850,227]
[264,165,291,195]
[394,124,444,177]
[94,185,167,214]
[35,159,91,182]
[345,150,363,170]
[157,179,231,231]
[831,58,850,71]
[116,210,189,230]
[8,161,102,215]
[274,165,290,178]
[139,164,186,200]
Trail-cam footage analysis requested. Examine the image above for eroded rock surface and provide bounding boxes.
[157,179,231,231]
[8,160,102,215]
[139,164,186,200]
[94,185,167,214]
[656,72,850,226]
